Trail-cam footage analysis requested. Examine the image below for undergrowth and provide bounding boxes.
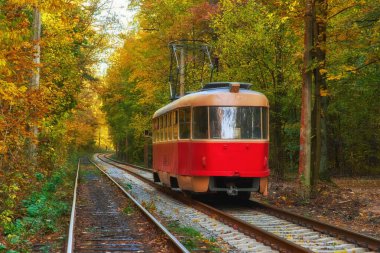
[0,152,87,253]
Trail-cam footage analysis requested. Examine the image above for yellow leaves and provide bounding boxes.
[327,74,344,81]
[281,16,290,23]
[0,210,14,224]
[0,82,27,104]
[326,65,358,81]
[343,65,357,73]
[319,68,328,75]
[0,58,6,68]
[288,0,299,12]
[320,88,329,97]
[19,86,27,93]
[8,0,38,6]
[0,141,7,154]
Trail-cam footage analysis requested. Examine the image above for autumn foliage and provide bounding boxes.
[0,0,379,248]
[103,0,379,176]
[0,0,104,246]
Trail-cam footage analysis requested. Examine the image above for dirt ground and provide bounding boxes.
[253,177,380,239]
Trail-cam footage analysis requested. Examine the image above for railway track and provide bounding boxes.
[66,157,188,253]
[97,154,380,253]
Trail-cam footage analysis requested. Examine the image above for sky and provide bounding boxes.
[95,0,137,76]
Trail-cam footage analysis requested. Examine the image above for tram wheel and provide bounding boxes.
[237,191,251,200]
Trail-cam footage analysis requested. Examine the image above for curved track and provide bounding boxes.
[98,154,380,253]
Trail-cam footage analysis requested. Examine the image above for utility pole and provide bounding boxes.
[28,6,41,164]
[299,0,314,196]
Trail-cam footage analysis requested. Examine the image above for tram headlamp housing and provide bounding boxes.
[229,83,240,93]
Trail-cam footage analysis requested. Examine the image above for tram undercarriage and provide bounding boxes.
[154,171,268,196]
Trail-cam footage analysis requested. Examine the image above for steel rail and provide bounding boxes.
[96,154,312,253]
[90,158,190,253]
[249,200,380,251]
[66,159,81,253]
[102,154,380,251]
[103,154,152,173]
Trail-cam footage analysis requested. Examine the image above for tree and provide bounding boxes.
[0,0,104,243]
[299,0,314,193]
[211,0,302,178]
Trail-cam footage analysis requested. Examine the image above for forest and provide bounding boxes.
[103,0,379,179]
[0,0,379,250]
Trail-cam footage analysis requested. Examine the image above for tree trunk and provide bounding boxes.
[273,27,285,179]
[31,7,41,90]
[311,2,320,188]
[28,6,41,165]
[299,0,314,196]
[316,0,329,180]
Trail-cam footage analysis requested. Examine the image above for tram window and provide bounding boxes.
[210,107,239,139]
[160,116,162,140]
[158,116,162,141]
[262,107,268,139]
[152,118,157,143]
[164,114,168,140]
[156,118,159,142]
[167,113,172,140]
[179,107,190,139]
[210,107,264,139]
[251,107,261,139]
[173,110,178,139]
[192,107,208,139]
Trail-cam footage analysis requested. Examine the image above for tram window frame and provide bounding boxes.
[192,106,209,139]
[167,113,172,140]
[164,114,168,141]
[157,116,162,141]
[160,116,163,141]
[262,107,269,139]
[173,110,178,140]
[153,118,157,143]
[179,107,191,139]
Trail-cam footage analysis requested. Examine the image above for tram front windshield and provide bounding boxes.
[209,107,268,139]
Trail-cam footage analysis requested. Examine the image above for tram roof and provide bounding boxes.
[153,82,269,118]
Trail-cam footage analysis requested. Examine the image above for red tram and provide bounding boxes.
[152,82,269,197]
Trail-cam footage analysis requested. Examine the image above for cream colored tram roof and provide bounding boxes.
[153,88,269,118]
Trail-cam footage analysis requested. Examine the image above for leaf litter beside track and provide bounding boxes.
[253,178,380,239]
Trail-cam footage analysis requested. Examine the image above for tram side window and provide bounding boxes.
[164,114,168,141]
[167,113,172,140]
[159,116,163,141]
[173,110,178,139]
[153,118,158,143]
[192,107,208,139]
[179,107,191,139]
[262,107,268,139]
[251,107,261,139]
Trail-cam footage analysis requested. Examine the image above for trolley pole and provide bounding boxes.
[179,46,185,97]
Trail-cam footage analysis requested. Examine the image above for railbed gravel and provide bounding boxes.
[94,156,278,253]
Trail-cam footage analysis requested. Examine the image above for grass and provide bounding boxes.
[123,205,135,215]
[141,200,156,213]
[167,221,221,252]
